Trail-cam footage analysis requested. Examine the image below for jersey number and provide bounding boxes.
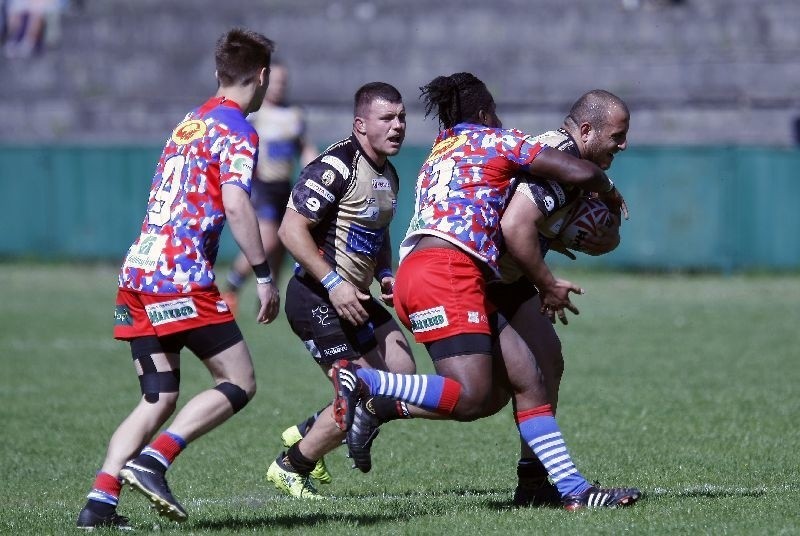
[427,159,455,202]
[148,155,186,226]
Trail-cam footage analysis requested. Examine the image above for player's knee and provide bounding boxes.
[137,367,180,406]
[450,388,492,422]
[214,381,252,413]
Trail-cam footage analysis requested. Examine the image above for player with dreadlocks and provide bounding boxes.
[331,73,641,510]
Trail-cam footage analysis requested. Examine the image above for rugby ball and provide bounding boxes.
[555,197,616,253]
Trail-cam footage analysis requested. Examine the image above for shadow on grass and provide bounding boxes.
[191,487,519,531]
[193,511,404,531]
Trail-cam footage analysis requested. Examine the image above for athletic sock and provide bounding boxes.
[141,431,187,469]
[517,457,549,487]
[367,396,411,422]
[355,369,461,414]
[516,404,590,497]
[297,407,325,436]
[286,444,317,475]
[86,471,122,508]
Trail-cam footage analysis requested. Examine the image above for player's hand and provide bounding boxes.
[580,213,621,256]
[539,278,583,325]
[256,281,280,324]
[378,276,395,307]
[549,239,577,260]
[329,280,370,326]
[599,185,629,220]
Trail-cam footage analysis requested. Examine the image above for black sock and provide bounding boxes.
[367,397,410,422]
[286,444,316,475]
[517,457,549,484]
[297,406,325,436]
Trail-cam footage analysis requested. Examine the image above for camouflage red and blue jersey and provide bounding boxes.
[119,96,258,294]
[400,123,544,276]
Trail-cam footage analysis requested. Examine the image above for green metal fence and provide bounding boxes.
[2,145,798,271]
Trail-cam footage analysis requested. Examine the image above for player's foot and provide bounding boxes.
[119,456,187,522]
[266,453,323,499]
[562,485,642,510]
[331,359,368,432]
[220,291,239,316]
[281,425,333,484]
[513,478,561,507]
[347,399,382,473]
[76,506,132,531]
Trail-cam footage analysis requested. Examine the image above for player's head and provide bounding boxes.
[420,72,500,129]
[353,82,406,163]
[265,61,288,106]
[565,89,629,170]
[214,28,275,112]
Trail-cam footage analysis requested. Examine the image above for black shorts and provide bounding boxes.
[486,278,539,334]
[284,274,394,366]
[251,180,292,222]
[129,320,243,361]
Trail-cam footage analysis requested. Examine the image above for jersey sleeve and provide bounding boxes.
[219,131,258,194]
[287,161,347,222]
[514,175,572,219]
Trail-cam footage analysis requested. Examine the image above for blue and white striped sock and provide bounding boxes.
[355,368,460,413]
[519,415,591,497]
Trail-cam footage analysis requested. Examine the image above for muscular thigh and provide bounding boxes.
[285,275,387,366]
[364,317,416,374]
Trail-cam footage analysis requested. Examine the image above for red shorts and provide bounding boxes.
[394,248,491,344]
[113,288,234,340]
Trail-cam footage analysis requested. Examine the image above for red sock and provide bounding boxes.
[92,471,121,498]
[515,404,554,424]
[149,432,185,464]
[436,378,462,414]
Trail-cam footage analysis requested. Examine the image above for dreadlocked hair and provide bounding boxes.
[420,72,493,129]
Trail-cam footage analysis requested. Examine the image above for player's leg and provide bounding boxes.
[78,340,180,530]
[499,320,640,509]
[508,293,565,506]
[120,321,253,521]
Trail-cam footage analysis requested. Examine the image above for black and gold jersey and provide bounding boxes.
[287,135,399,292]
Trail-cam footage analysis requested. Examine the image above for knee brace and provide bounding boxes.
[136,355,180,403]
[214,381,250,413]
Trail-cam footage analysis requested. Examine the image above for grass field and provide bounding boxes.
[1,262,798,535]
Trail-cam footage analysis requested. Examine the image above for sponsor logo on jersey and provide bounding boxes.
[145,297,198,326]
[125,233,167,271]
[321,155,350,180]
[230,154,253,175]
[171,119,207,145]
[426,134,468,163]
[321,169,336,186]
[467,311,480,324]
[114,305,133,326]
[372,177,391,190]
[323,344,348,356]
[304,179,335,202]
[544,196,555,212]
[408,306,449,333]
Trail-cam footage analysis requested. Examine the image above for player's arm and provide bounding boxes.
[278,165,371,326]
[525,147,628,217]
[501,189,583,325]
[222,183,280,324]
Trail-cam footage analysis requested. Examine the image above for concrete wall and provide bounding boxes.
[2,0,799,147]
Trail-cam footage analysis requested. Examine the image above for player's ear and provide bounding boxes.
[580,121,593,141]
[354,116,367,135]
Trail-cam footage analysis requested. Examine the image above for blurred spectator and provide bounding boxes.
[3,0,62,59]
